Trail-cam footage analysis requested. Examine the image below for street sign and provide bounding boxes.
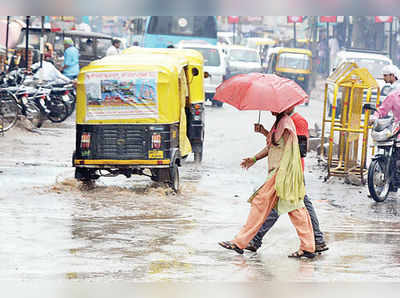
[228,16,239,24]
[375,16,393,23]
[287,16,303,23]
[320,16,337,23]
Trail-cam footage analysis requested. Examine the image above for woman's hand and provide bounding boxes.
[241,157,256,170]
[254,123,269,136]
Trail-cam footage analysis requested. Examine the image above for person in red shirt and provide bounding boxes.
[246,108,328,253]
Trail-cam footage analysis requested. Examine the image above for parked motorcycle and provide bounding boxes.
[365,103,400,202]
[0,69,70,130]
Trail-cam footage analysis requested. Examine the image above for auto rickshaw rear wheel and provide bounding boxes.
[150,168,162,182]
[168,164,179,193]
[194,151,203,163]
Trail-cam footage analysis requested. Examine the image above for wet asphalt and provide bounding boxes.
[0,80,399,281]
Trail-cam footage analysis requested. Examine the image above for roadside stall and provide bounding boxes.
[320,62,380,184]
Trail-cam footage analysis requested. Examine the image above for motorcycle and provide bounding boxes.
[364,103,400,202]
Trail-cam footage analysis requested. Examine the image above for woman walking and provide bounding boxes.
[219,110,315,258]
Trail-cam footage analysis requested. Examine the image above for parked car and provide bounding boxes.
[224,46,263,80]
[176,41,226,107]
[241,37,276,66]
[328,49,393,117]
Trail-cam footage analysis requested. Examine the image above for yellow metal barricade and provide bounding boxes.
[320,62,380,184]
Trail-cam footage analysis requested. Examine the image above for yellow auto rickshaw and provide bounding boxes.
[266,47,312,96]
[122,47,206,162]
[72,51,205,192]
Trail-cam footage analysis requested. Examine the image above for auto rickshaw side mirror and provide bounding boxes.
[204,71,211,79]
[192,67,199,77]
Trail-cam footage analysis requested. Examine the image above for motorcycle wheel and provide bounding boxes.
[0,96,19,132]
[46,98,69,123]
[367,159,390,202]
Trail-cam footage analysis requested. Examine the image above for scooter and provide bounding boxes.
[365,103,400,202]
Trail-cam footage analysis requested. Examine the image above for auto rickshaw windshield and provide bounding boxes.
[277,52,311,70]
[229,49,260,63]
[184,47,221,67]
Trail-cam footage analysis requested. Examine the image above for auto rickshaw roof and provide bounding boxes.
[326,61,379,89]
[277,47,312,56]
[122,47,204,67]
[81,53,189,75]
[20,27,112,40]
[245,37,277,46]
[62,30,112,39]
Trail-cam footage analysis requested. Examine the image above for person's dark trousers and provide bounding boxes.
[251,195,325,249]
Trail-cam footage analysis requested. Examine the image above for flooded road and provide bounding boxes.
[1,82,400,281]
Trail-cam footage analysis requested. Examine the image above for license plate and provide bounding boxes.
[62,95,70,102]
[297,76,304,81]
[148,150,164,159]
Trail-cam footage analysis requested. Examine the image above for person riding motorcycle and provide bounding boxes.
[368,66,400,126]
[369,89,400,128]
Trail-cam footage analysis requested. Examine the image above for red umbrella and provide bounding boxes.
[213,73,308,113]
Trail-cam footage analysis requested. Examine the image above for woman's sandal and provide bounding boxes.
[218,241,244,255]
[288,250,315,259]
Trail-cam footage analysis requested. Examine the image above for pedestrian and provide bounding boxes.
[245,108,329,253]
[43,42,55,64]
[219,109,316,258]
[382,65,400,95]
[106,38,121,56]
[369,89,400,124]
[318,34,328,75]
[328,32,340,73]
[61,38,79,80]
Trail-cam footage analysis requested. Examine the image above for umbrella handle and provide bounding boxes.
[258,111,261,124]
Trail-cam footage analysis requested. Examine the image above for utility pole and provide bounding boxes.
[5,16,10,70]
[389,20,393,60]
[25,16,30,69]
[40,16,45,68]
[326,22,330,74]
[293,22,297,48]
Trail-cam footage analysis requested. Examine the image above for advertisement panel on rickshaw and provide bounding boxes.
[84,71,159,121]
